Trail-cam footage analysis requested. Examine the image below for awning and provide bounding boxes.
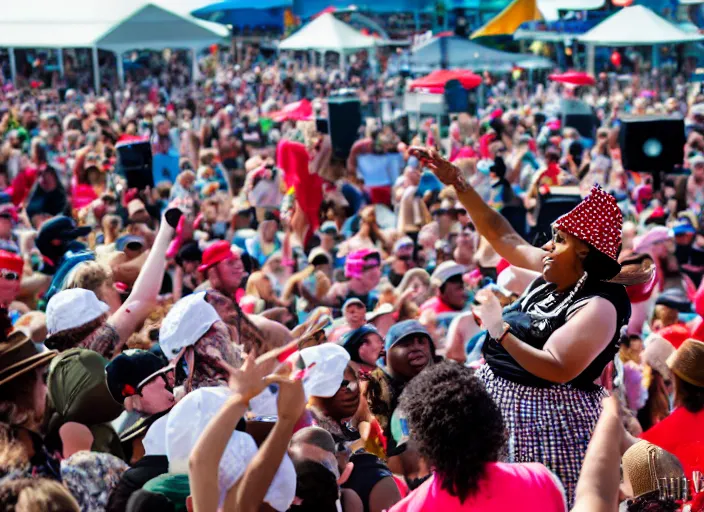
[264,99,313,122]
[409,69,482,93]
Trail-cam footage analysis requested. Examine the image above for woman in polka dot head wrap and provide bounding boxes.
[409,147,648,506]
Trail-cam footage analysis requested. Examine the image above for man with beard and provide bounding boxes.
[196,240,247,301]
[194,242,291,355]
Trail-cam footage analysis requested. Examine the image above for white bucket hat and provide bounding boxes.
[46,288,110,336]
[158,292,221,360]
[166,387,296,511]
[299,343,350,398]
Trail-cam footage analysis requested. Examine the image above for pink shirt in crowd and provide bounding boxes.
[418,296,457,315]
[388,462,566,512]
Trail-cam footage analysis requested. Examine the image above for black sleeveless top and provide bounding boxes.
[483,276,631,391]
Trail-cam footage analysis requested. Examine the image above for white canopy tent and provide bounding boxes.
[279,13,379,68]
[578,5,704,74]
[579,5,704,46]
[0,0,227,89]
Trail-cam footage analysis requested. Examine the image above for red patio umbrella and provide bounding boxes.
[548,71,596,86]
[265,99,313,123]
[409,70,482,94]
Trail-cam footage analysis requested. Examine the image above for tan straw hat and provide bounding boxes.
[667,338,704,388]
[622,441,683,497]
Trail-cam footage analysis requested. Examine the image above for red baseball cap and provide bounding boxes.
[198,240,234,273]
[0,250,23,275]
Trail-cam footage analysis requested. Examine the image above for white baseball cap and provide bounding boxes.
[299,343,351,398]
[158,292,221,360]
[46,288,110,336]
[431,260,467,287]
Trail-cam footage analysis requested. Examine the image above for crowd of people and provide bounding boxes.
[0,48,704,512]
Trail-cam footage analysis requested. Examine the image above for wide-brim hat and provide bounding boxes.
[667,338,704,388]
[0,331,57,387]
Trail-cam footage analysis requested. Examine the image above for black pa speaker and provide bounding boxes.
[328,97,362,159]
[619,115,685,174]
[560,99,597,140]
[315,117,329,135]
[116,140,153,191]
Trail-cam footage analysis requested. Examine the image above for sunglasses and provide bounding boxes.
[0,269,20,281]
[136,367,175,396]
[339,379,359,394]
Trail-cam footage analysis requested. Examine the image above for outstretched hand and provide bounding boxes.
[219,353,278,404]
[473,288,505,339]
[408,146,467,191]
[268,367,307,424]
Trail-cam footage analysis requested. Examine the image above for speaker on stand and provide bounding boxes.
[115,140,154,191]
[618,115,685,191]
[327,96,362,159]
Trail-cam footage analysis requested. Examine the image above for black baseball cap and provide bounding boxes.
[36,216,91,260]
[106,350,169,404]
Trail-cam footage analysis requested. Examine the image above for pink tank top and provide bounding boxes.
[388,462,566,512]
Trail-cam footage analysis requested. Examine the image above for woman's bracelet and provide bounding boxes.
[494,322,511,345]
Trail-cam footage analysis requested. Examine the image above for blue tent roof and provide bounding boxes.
[194,0,437,26]
[409,36,553,73]
[192,0,291,28]
[291,0,431,18]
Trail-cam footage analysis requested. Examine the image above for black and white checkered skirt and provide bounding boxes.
[475,364,606,507]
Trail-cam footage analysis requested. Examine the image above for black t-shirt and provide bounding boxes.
[342,452,393,512]
[483,276,631,390]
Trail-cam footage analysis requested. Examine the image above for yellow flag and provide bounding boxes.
[471,0,541,39]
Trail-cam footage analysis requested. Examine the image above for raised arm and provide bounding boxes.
[108,210,177,346]
[189,355,274,512]
[409,147,545,272]
[572,396,623,512]
[226,375,306,512]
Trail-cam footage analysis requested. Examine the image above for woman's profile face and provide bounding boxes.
[358,333,384,366]
[540,229,585,286]
[322,366,360,420]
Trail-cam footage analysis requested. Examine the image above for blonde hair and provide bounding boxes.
[63,261,113,299]
[245,271,271,300]
[282,267,331,303]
